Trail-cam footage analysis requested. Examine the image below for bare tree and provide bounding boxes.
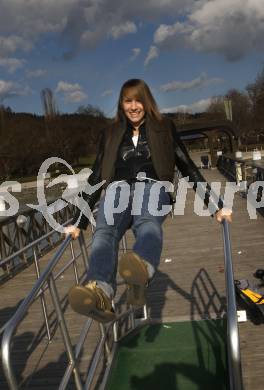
[206,96,225,117]
[225,89,252,133]
[41,88,58,118]
[246,66,264,129]
[76,104,105,118]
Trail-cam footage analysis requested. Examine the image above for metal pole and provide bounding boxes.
[1,236,72,389]
[85,331,107,389]
[121,234,127,252]
[100,323,111,358]
[143,304,148,320]
[112,302,118,342]
[70,241,79,284]
[1,327,18,389]
[130,306,135,329]
[78,230,89,269]
[49,275,83,390]
[33,247,52,341]
[222,219,243,390]
[59,319,93,390]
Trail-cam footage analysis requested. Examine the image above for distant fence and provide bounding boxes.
[217,154,264,216]
[239,143,264,152]
[0,202,75,280]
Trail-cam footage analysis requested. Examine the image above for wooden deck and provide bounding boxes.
[1,168,264,389]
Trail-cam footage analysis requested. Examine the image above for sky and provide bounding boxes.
[0,0,264,116]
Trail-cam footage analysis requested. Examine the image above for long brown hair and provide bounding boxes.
[115,79,162,122]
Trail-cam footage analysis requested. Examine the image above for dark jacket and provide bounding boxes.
[72,116,223,229]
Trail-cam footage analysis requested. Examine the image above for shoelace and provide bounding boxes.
[85,281,109,310]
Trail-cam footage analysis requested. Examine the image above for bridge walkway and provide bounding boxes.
[0,168,264,389]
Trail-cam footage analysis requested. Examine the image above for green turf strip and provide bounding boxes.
[106,319,228,390]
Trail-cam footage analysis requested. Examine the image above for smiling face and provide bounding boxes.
[122,94,145,127]
[116,79,161,124]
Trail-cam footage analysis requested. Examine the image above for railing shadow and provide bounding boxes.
[129,362,225,390]
[0,331,36,390]
[118,268,227,390]
[0,300,24,334]
[0,294,71,389]
[143,268,225,343]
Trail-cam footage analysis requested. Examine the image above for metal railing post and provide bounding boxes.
[121,234,127,252]
[33,246,52,341]
[222,219,243,390]
[1,324,19,390]
[49,274,83,390]
[1,236,72,388]
[70,241,79,284]
[78,230,89,269]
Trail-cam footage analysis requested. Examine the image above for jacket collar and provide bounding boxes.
[112,114,165,136]
[126,119,146,134]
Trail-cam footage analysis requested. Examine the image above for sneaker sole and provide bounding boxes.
[119,252,149,306]
[68,285,116,323]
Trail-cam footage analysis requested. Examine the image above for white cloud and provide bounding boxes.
[0,1,73,35]
[55,81,87,103]
[65,90,87,103]
[0,1,74,59]
[0,35,32,57]
[0,79,31,102]
[0,1,194,59]
[109,21,137,39]
[101,89,113,97]
[161,98,212,113]
[0,1,262,62]
[56,81,82,93]
[0,57,26,73]
[153,0,264,61]
[160,73,224,92]
[130,48,141,61]
[154,22,191,48]
[144,45,159,66]
[0,80,16,98]
[26,68,47,78]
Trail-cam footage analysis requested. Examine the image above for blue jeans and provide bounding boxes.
[87,181,171,293]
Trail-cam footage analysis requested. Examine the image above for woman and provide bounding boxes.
[65,79,231,323]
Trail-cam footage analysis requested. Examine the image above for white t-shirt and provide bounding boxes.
[132,134,139,147]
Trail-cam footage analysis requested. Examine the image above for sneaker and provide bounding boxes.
[68,281,116,323]
[119,252,149,306]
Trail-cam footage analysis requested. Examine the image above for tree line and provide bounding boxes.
[0,107,110,180]
[206,66,264,143]
[1,66,264,180]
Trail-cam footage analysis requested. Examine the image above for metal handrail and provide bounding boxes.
[2,218,242,389]
[0,218,74,338]
[1,233,98,390]
[2,212,243,390]
[1,226,145,390]
[0,218,71,270]
[222,219,243,390]
[1,235,74,389]
[0,198,76,276]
